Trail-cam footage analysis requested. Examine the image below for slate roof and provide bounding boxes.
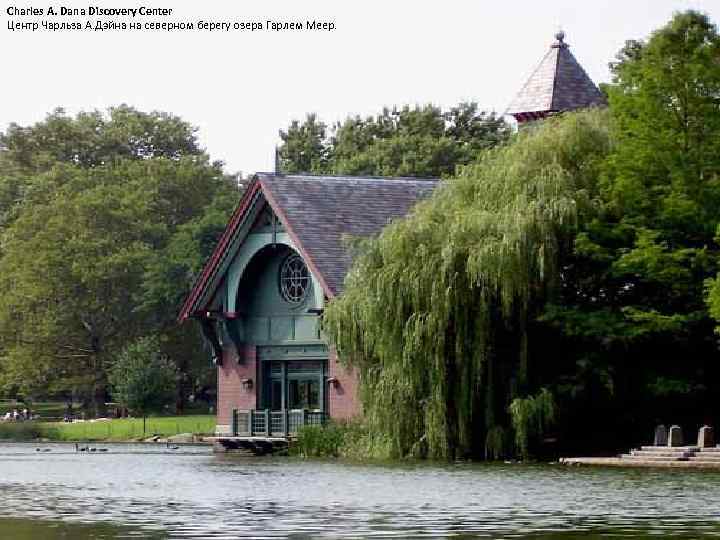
[178,174,439,320]
[506,32,606,119]
[260,174,439,296]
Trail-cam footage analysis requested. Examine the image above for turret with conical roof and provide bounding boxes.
[506,31,606,123]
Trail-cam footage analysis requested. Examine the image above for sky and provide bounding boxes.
[2,0,719,175]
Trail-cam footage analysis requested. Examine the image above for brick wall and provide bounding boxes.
[327,349,361,420]
[216,344,257,429]
[216,345,360,428]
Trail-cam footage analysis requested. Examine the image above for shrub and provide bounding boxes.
[293,420,397,460]
[294,423,347,457]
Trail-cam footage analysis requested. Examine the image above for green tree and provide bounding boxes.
[278,113,329,173]
[0,158,229,411]
[140,187,240,411]
[325,12,720,459]
[606,12,720,227]
[109,336,178,435]
[541,10,720,451]
[278,103,509,178]
[0,105,212,232]
[324,110,611,459]
[0,108,240,413]
[0,105,202,171]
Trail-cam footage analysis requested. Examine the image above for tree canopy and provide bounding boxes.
[325,110,611,459]
[0,107,240,413]
[325,10,720,459]
[279,103,509,178]
[545,10,720,451]
[0,105,202,170]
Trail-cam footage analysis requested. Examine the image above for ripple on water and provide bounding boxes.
[1,444,720,538]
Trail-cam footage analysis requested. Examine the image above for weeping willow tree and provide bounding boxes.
[324,109,612,460]
[509,388,556,460]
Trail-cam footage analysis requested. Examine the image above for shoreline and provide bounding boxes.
[8,440,720,466]
[0,439,213,447]
[560,456,720,469]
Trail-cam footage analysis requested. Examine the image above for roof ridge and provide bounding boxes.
[256,172,439,184]
[550,46,561,112]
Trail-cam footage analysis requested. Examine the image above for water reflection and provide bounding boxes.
[0,443,719,538]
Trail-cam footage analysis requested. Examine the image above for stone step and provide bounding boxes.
[640,446,699,452]
[631,450,694,458]
[698,447,720,453]
[621,454,688,461]
[688,455,720,462]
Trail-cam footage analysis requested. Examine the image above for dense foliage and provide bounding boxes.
[279,103,510,178]
[109,336,178,432]
[544,10,720,453]
[293,421,361,458]
[0,107,240,413]
[325,110,611,459]
[326,10,720,459]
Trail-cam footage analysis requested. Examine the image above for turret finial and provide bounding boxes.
[551,29,568,48]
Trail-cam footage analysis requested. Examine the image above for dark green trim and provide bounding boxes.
[257,343,328,362]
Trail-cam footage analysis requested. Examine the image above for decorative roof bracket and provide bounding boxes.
[198,311,244,364]
[198,316,223,366]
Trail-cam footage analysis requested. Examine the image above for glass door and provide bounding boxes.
[264,360,325,412]
[287,361,324,412]
[287,378,320,410]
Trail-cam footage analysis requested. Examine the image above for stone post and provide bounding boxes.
[697,425,714,448]
[668,425,683,447]
[653,425,667,447]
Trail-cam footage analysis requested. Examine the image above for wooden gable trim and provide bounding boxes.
[178,175,338,324]
[177,180,263,322]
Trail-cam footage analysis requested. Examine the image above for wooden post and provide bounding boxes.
[264,409,270,437]
[249,409,254,437]
[231,409,238,436]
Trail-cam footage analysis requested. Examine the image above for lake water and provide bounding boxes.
[1,442,719,539]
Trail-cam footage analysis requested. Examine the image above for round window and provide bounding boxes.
[279,253,310,304]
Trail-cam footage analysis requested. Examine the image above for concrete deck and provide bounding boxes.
[560,456,720,468]
[561,445,720,468]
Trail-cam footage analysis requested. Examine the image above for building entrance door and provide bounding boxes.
[265,360,325,412]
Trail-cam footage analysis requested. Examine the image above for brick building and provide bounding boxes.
[178,32,604,437]
[178,175,436,435]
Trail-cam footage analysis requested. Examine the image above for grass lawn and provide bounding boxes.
[36,415,216,441]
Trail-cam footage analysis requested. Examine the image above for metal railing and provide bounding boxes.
[231,409,327,437]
